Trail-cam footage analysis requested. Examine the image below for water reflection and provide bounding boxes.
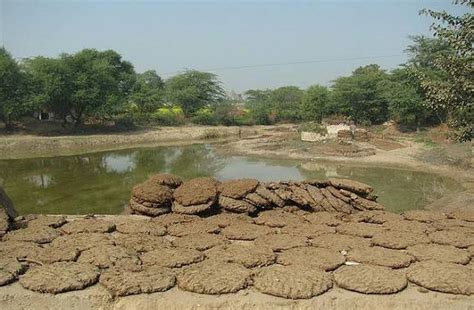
[0,144,461,215]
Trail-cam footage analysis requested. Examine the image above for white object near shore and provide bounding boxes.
[300,131,327,142]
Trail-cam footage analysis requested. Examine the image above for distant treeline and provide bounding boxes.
[0,1,471,141]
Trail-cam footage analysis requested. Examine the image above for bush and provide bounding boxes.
[191,107,217,125]
[298,122,328,135]
[151,106,185,126]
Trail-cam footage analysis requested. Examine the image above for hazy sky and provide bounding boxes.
[0,0,468,92]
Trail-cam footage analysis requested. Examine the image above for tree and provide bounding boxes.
[301,85,331,122]
[165,70,225,116]
[129,70,165,113]
[331,64,389,125]
[0,48,28,129]
[415,0,473,141]
[269,86,304,122]
[25,49,136,126]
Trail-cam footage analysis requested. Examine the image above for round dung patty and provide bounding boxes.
[173,177,218,206]
[311,233,371,251]
[406,244,471,264]
[218,179,259,199]
[141,247,204,268]
[277,246,345,271]
[204,212,254,228]
[167,220,220,237]
[254,233,308,252]
[131,182,173,204]
[371,230,430,249]
[281,223,335,238]
[78,245,141,270]
[303,212,343,227]
[147,173,183,188]
[129,200,170,216]
[177,260,251,294]
[336,222,386,238]
[50,233,114,251]
[429,230,474,248]
[151,213,198,227]
[218,196,257,214]
[61,218,115,234]
[205,243,276,268]
[100,267,176,296]
[172,233,228,251]
[171,201,214,215]
[220,223,273,240]
[334,265,407,294]
[253,265,332,299]
[254,210,306,228]
[447,210,474,222]
[4,226,60,244]
[114,220,166,236]
[382,220,435,234]
[407,261,474,295]
[19,262,99,294]
[27,215,67,228]
[346,246,414,268]
[0,241,43,260]
[0,258,25,286]
[113,234,172,252]
[37,244,80,264]
[402,210,446,223]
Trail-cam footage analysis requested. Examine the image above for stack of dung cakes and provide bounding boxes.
[129,176,175,217]
[172,177,219,215]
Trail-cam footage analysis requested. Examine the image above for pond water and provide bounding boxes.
[0,144,461,215]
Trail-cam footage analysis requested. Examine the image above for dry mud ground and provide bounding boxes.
[1,212,474,310]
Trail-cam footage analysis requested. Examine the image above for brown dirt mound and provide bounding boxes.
[277,247,345,271]
[447,210,474,222]
[141,247,204,268]
[303,212,343,226]
[218,196,257,214]
[113,234,172,252]
[220,223,273,240]
[61,219,115,234]
[402,210,446,223]
[26,215,67,228]
[218,179,259,199]
[171,201,214,215]
[347,246,414,268]
[151,213,198,227]
[371,230,430,249]
[334,265,407,294]
[4,226,60,244]
[50,233,114,251]
[0,241,44,260]
[204,212,254,228]
[382,220,435,234]
[281,223,336,238]
[177,260,251,294]
[172,233,228,251]
[254,209,306,227]
[131,182,173,205]
[114,220,166,236]
[0,258,26,286]
[167,220,220,237]
[147,173,183,189]
[205,243,276,268]
[253,265,332,299]
[37,244,80,264]
[173,177,219,206]
[78,245,141,270]
[336,222,386,238]
[254,234,308,251]
[19,262,99,294]
[406,244,470,264]
[429,230,474,248]
[129,200,171,216]
[407,261,474,295]
[99,267,176,296]
[311,233,371,251]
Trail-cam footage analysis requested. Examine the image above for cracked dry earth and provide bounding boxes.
[1,209,474,309]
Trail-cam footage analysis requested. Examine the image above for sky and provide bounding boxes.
[0,0,468,92]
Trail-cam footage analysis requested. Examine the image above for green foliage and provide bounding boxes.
[150,106,185,126]
[129,70,165,113]
[0,47,28,128]
[24,49,136,126]
[191,107,217,125]
[415,1,473,141]
[301,85,331,122]
[270,86,304,122]
[165,70,225,116]
[298,122,328,135]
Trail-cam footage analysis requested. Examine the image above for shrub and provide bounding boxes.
[191,107,217,125]
[151,106,185,126]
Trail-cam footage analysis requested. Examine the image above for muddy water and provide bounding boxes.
[0,144,461,215]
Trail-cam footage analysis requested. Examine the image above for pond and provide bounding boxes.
[0,144,462,215]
